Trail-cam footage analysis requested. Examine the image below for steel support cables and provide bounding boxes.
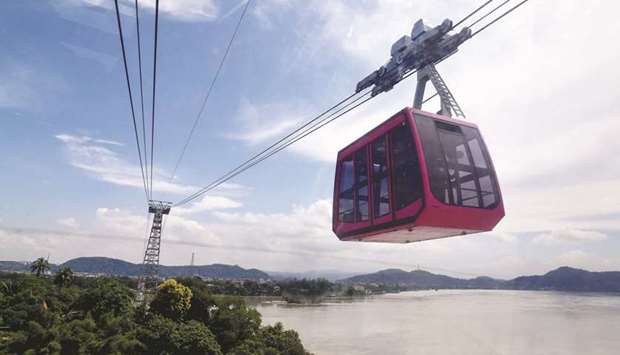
[177,68,417,207]
[114,0,149,202]
[468,0,512,29]
[452,0,495,29]
[174,89,372,206]
[149,0,160,199]
[134,0,150,196]
[170,0,254,183]
[134,0,150,197]
[471,0,531,38]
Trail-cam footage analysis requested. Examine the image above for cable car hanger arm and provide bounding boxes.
[355,18,471,117]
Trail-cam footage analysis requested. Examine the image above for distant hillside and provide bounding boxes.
[3,258,620,292]
[58,257,269,280]
[508,267,620,292]
[340,267,620,292]
[341,268,506,289]
[0,261,30,273]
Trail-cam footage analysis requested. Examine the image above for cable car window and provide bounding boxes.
[371,135,390,217]
[436,122,481,207]
[390,122,423,210]
[462,127,498,208]
[338,157,354,223]
[415,115,499,209]
[354,149,369,222]
[467,139,488,169]
[414,115,450,204]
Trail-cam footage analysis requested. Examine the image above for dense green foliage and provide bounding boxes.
[150,279,193,320]
[0,272,310,355]
[200,279,281,297]
[53,267,74,288]
[280,279,331,303]
[29,258,50,277]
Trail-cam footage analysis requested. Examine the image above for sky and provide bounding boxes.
[0,0,619,279]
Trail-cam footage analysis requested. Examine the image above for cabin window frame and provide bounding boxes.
[389,121,424,212]
[353,147,370,222]
[414,114,500,209]
[337,146,373,224]
[462,126,499,208]
[370,134,392,219]
[337,156,355,223]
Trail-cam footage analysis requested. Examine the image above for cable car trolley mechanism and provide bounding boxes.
[333,19,504,243]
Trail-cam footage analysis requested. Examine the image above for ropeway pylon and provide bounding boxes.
[136,200,171,304]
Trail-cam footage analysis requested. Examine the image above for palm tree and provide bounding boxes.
[30,257,50,277]
[54,267,74,287]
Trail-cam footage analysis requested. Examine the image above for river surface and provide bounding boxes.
[252,290,620,355]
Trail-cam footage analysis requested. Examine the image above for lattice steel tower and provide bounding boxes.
[137,200,172,303]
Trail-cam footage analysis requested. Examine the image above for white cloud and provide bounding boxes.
[57,217,80,229]
[225,99,302,145]
[552,250,619,272]
[95,207,148,236]
[0,61,66,112]
[55,134,247,217]
[0,63,34,109]
[174,195,243,215]
[533,229,607,246]
[64,0,219,22]
[493,232,518,244]
[2,198,618,278]
[60,42,118,72]
[56,133,197,195]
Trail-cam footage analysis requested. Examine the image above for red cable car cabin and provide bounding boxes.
[332,107,504,243]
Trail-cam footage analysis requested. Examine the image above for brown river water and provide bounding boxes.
[252,290,620,355]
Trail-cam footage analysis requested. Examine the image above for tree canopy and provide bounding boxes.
[0,272,311,355]
[150,279,193,320]
[54,267,74,287]
[30,257,50,277]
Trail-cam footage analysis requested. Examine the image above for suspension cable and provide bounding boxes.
[468,0,512,29]
[175,90,373,206]
[174,0,531,207]
[175,90,367,205]
[113,0,149,202]
[149,0,160,199]
[174,92,376,206]
[134,0,150,196]
[471,0,530,38]
[452,0,494,29]
[170,0,254,183]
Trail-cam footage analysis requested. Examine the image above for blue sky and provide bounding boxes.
[1,0,619,278]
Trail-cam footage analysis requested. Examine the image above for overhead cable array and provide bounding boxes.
[174,0,530,207]
[114,0,163,202]
[169,0,254,183]
[114,0,149,202]
[149,0,160,199]
[134,0,150,197]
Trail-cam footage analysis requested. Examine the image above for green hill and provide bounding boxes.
[340,267,620,292]
[58,256,270,280]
